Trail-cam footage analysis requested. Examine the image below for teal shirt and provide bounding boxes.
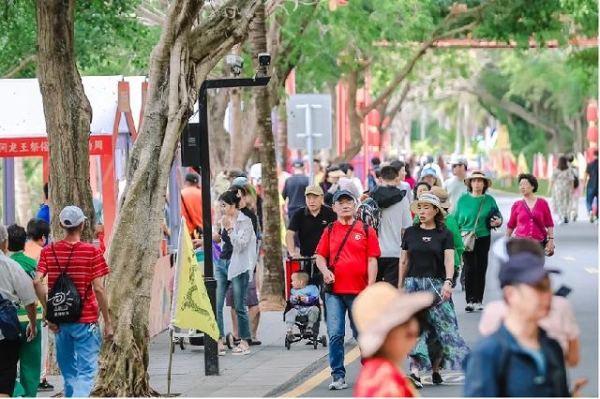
[454,193,502,238]
[413,213,464,270]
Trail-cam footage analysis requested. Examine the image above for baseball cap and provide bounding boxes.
[421,167,438,177]
[448,155,468,166]
[291,160,304,168]
[185,173,200,184]
[305,184,324,196]
[59,205,87,228]
[232,176,249,187]
[333,189,355,203]
[498,253,560,288]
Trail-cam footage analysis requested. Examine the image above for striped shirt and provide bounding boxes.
[37,240,110,324]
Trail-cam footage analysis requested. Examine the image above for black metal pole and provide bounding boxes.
[198,82,219,376]
[195,76,271,377]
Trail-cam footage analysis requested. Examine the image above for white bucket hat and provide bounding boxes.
[409,192,447,216]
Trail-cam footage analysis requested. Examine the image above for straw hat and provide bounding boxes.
[352,283,435,358]
[429,186,450,210]
[409,192,447,216]
[464,171,492,187]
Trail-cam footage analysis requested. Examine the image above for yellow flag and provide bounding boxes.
[170,219,219,341]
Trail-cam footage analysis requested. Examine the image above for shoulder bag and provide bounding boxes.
[323,220,357,294]
[461,196,485,252]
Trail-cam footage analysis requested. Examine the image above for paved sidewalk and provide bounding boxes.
[38,310,353,397]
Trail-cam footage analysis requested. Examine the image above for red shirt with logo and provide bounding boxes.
[355,358,417,397]
[315,220,380,294]
[37,240,110,324]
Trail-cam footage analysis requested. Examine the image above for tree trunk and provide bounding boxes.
[228,45,246,169]
[277,104,288,166]
[14,157,32,226]
[249,3,285,310]
[333,69,363,164]
[36,0,95,242]
[208,86,230,175]
[92,1,260,395]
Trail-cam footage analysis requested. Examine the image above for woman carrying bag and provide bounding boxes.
[454,171,503,313]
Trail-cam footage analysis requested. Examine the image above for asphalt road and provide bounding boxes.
[276,193,599,398]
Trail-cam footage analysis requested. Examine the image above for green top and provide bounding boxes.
[413,213,464,270]
[11,251,43,321]
[453,193,502,238]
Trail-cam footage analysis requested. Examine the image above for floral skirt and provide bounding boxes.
[404,277,470,372]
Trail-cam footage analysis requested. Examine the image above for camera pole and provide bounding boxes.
[196,76,270,376]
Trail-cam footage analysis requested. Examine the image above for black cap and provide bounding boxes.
[185,173,200,184]
[498,253,560,288]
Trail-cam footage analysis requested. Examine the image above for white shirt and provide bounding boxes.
[0,253,37,340]
[444,176,467,214]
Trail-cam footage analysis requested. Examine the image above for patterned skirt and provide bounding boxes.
[404,277,470,372]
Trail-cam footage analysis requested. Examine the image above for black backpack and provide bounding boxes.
[46,244,89,324]
[0,292,21,340]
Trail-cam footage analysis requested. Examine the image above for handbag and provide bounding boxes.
[323,220,357,294]
[521,200,553,256]
[461,197,485,252]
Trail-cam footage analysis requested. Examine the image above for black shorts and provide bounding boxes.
[376,257,400,288]
[0,337,21,395]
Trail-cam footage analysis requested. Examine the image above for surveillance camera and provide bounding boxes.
[225,54,244,76]
[258,53,271,67]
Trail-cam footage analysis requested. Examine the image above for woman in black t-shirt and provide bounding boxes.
[400,192,470,389]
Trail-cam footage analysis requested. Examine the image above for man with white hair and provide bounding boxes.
[444,155,468,215]
[0,225,38,398]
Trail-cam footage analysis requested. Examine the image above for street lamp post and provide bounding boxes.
[197,76,270,376]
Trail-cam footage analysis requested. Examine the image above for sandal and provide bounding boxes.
[218,342,226,356]
[231,341,251,355]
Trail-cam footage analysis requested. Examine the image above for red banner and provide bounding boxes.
[0,136,112,157]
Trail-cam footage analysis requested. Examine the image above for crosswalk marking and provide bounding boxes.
[584,268,598,274]
[562,256,576,262]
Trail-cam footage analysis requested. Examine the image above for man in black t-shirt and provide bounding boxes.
[283,160,310,222]
[286,184,337,258]
[585,150,598,222]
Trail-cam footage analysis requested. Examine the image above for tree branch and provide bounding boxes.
[2,55,36,78]
[381,83,410,131]
[466,86,558,138]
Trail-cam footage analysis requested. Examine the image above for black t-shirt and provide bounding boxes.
[401,225,454,279]
[287,206,338,256]
[586,159,598,193]
[283,175,310,209]
[219,228,233,260]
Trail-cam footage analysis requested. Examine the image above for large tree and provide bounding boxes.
[92,1,261,395]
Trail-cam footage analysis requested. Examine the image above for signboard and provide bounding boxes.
[0,136,112,157]
[287,94,332,150]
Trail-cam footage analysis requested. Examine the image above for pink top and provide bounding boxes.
[478,298,580,353]
[507,198,554,241]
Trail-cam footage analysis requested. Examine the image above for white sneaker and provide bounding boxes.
[328,378,348,390]
[476,302,484,311]
[465,303,475,312]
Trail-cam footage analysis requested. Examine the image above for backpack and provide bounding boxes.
[0,292,21,340]
[356,197,381,234]
[46,245,89,324]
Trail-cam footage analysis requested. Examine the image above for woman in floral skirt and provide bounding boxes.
[400,192,470,389]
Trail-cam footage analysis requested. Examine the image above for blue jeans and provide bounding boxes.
[231,271,252,341]
[55,322,101,397]
[215,258,230,338]
[324,293,358,380]
[586,186,598,215]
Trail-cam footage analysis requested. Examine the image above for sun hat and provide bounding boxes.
[409,192,447,216]
[59,205,88,228]
[352,283,435,358]
[332,189,355,203]
[499,253,559,288]
[419,167,442,187]
[464,171,492,187]
[305,184,324,196]
[428,186,450,209]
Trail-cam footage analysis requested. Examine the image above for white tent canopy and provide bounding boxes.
[0,75,145,138]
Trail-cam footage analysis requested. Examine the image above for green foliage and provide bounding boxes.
[0,0,155,78]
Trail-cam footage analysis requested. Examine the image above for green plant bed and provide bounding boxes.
[491,178,550,196]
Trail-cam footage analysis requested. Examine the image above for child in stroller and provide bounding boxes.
[284,271,327,349]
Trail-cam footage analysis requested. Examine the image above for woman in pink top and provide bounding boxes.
[506,173,555,255]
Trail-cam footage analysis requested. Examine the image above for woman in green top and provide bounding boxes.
[454,172,503,313]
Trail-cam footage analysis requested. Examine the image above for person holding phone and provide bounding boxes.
[400,193,469,389]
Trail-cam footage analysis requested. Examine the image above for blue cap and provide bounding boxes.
[333,189,355,203]
[232,176,249,187]
[499,253,560,288]
[291,160,304,168]
[421,168,438,177]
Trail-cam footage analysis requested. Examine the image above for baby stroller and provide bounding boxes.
[283,256,328,350]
